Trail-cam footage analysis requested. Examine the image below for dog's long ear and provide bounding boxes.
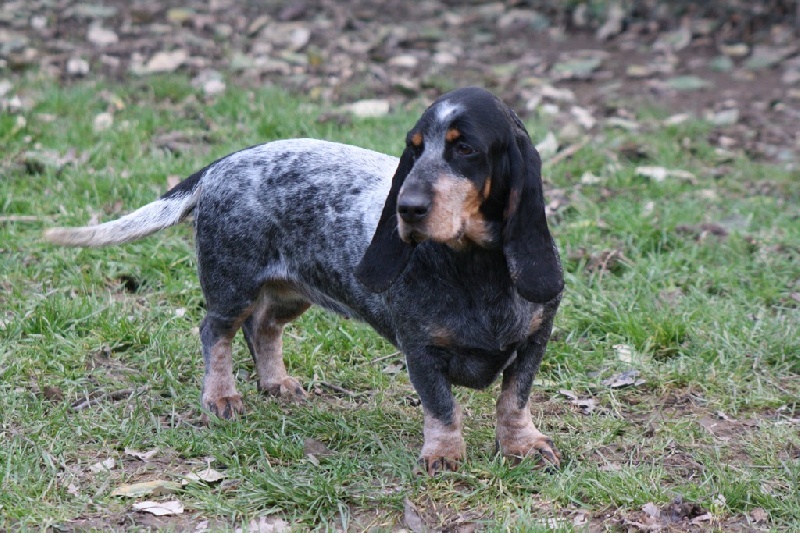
[502,113,564,303]
[355,148,416,292]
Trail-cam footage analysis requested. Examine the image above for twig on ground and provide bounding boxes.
[544,138,590,167]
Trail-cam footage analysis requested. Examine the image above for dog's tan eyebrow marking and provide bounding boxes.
[411,132,423,147]
[445,128,461,143]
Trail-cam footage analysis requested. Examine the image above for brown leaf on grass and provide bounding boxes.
[617,141,649,162]
[675,222,729,240]
[642,502,660,518]
[154,131,208,155]
[303,438,334,458]
[585,248,629,274]
[41,385,64,401]
[750,508,768,523]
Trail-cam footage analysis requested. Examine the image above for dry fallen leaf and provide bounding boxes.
[750,507,768,523]
[87,26,118,46]
[137,50,188,75]
[535,131,559,160]
[182,468,226,485]
[111,480,181,498]
[403,498,426,533]
[382,362,404,375]
[613,343,634,363]
[235,516,289,533]
[89,458,116,473]
[570,106,596,130]
[635,166,696,183]
[125,448,159,461]
[642,502,661,518]
[303,438,334,458]
[93,112,113,132]
[602,369,646,389]
[133,500,184,516]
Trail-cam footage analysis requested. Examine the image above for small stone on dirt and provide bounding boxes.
[66,57,90,76]
[346,99,390,118]
[93,112,113,132]
[136,50,188,75]
[86,26,118,46]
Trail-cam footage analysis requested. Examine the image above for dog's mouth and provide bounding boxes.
[399,226,428,245]
[399,221,466,248]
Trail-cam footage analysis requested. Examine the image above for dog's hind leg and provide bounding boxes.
[242,283,310,402]
[199,310,248,420]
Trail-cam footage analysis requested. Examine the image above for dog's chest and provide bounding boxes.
[389,244,541,353]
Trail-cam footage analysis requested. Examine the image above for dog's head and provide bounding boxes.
[356,87,563,303]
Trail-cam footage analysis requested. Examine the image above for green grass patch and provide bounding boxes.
[1,72,798,530]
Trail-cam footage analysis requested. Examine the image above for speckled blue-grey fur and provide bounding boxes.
[192,139,399,338]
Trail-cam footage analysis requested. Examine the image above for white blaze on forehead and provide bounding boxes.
[435,100,462,123]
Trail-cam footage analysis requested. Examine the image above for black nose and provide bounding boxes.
[397,192,431,223]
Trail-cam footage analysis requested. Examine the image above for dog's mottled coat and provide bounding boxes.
[45,87,564,473]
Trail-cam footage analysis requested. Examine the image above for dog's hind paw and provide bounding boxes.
[498,434,561,469]
[259,376,307,402]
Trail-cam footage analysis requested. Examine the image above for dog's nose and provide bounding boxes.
[397,192,431,223]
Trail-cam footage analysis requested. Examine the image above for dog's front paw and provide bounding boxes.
[202,394,244,422]
[259,376,307,402]
[418,453,463,475]
[498,433,561,469]
[419,407,466,475]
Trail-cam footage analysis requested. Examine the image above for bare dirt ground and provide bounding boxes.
[2,0,799,167]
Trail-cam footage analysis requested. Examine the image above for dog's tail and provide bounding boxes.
[43,168,205,247]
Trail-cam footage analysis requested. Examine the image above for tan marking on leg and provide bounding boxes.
[445,128,461,142]
[429,324,454,347]
[202,337,243,420]
[411,132,423,147]
[528,309,544,335]
[419,405,466,475]
[496,387,560,468]
[250,288,309,402]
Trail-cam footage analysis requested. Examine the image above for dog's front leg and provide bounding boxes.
[496,326,561,468]
[405,348,466,474]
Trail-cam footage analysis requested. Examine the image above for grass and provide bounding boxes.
[1,72,798,531]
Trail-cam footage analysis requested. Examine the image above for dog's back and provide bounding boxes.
[192,139,399,332]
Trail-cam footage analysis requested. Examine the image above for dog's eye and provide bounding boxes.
[456,142,475,156]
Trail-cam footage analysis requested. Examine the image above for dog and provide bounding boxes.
[44,87,564,474]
